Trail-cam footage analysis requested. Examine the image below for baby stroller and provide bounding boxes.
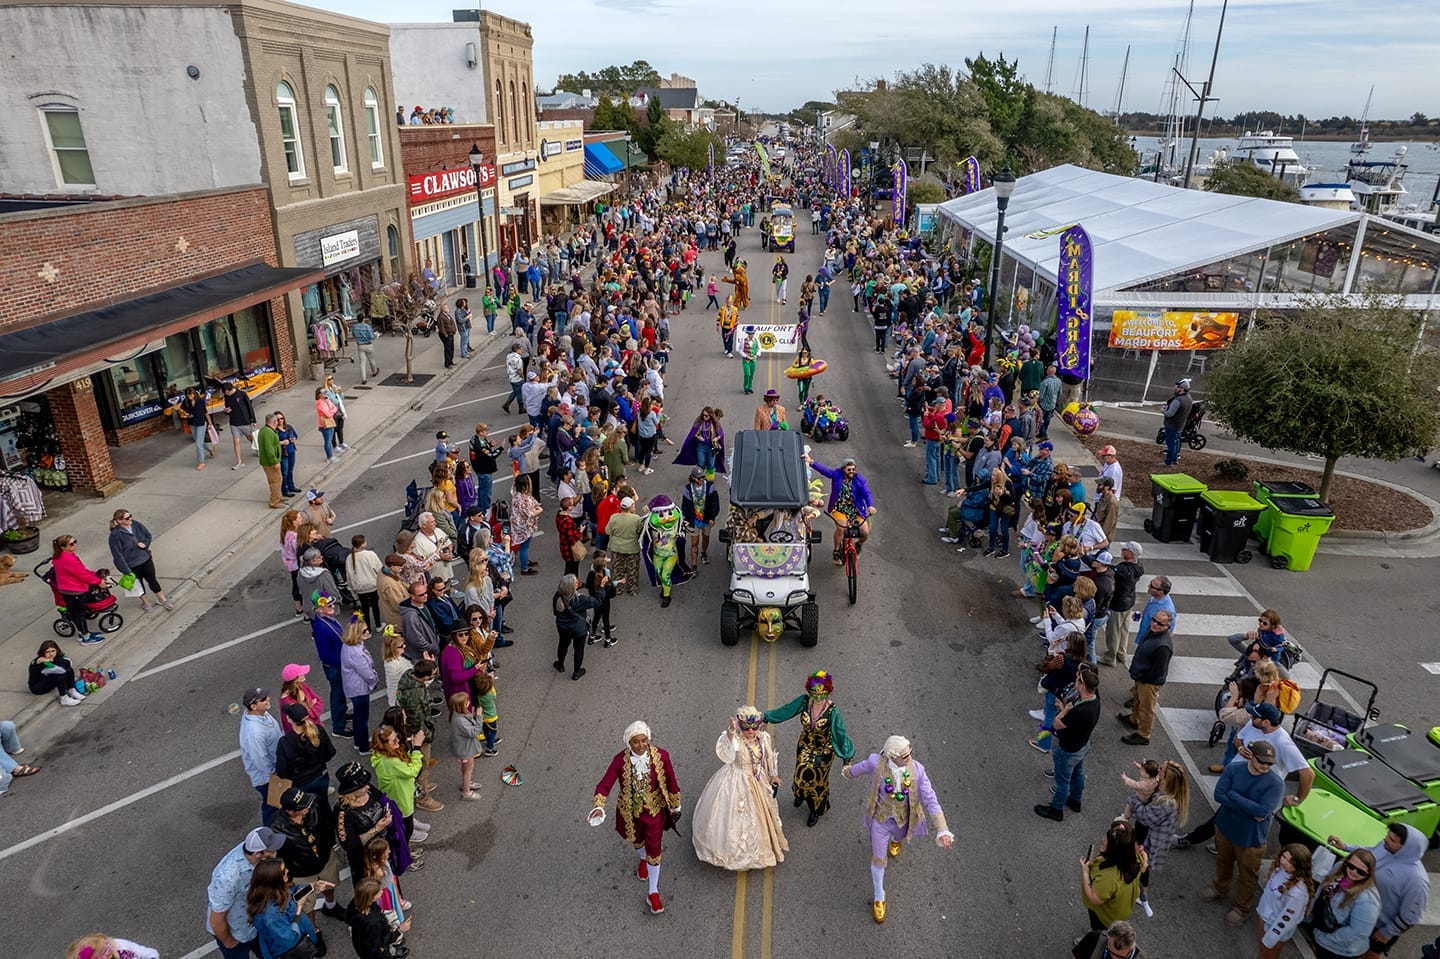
[1154,399,1209,451]
[402,480,433,532]
[953,483,990,550]
[800,396,850,442]
[1206,640,1308,746]
[313,537,359,606]
[410,299,438,337]
[36,558,124,638]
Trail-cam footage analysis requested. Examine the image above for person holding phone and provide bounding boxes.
[246,858,330,959]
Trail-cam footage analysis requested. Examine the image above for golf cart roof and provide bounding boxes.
[729,430,807,509]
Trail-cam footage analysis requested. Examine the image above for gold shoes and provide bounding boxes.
[888,840,902,858]
[872,900,886,923]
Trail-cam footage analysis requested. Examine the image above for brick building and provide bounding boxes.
[0,188,315,494]
[398,124,498,291]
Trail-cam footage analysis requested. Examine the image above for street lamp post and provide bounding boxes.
[467,143,492,288]
[983,165,1017,369]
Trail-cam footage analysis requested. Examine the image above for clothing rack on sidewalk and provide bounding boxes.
[0,470,45,531]
[309,313,355,371]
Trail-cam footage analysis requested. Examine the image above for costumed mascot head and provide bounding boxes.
[755,607,784,643]
[647,494,679,531]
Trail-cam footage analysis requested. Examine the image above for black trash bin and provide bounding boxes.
[1146,473,1207,543]
[1197,490,1264,563]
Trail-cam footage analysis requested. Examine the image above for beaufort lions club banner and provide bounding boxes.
[1055,225,1093,379]
[740,324,799,354]
[1108,311,1240,351]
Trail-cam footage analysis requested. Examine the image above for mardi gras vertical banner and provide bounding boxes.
[826,143,837,188]
[840,149,851,196]
[707,142,714,180]
[1056,225,1093,380]
[892,159,907,224]
[963,156,981,194]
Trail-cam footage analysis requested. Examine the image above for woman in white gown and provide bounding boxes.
[692,706,790,870]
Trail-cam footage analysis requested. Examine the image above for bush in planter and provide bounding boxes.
[1215,458,1249,480]
[2,525,41,553]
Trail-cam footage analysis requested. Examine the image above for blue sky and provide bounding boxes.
[321,0,1438,120]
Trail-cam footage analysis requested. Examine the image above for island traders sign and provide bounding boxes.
[408,165,494,203]
[1055,225,1093,379]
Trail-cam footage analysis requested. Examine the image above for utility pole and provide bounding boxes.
[1181,0,1228,190]
[1043,27,1057,95]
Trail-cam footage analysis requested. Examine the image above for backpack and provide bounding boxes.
[1274,679,1303,715]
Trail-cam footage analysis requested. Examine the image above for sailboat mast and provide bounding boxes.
[1044,26,1057,95]
[1112,45,1130,124]
[1182,0,1229,190]
[1073,25,1090,108]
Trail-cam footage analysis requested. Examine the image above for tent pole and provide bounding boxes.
[1141,350,1159,403]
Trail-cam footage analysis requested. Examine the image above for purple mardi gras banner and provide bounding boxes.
[892,159,907,224]
[1056,225,1093,379]
[963,156,981,194]
[707,142,714,179]
[826,143,837,188]
[840,149,851,196]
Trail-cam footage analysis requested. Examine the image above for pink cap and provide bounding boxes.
[281,663,310,682]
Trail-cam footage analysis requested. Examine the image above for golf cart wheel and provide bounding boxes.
[53,618,76,638]
[1236,549,1252,564]
[720,602,740,647]
[1208,720,1227,748]
[798,602,819,647]
[98,610,124,633]
[1271,556,1288,570]
[1143,519,1154,534]
[837,427,849,441]
[1188,434,1208,451]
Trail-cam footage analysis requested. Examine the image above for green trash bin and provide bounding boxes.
[1266,496,1336,571]
[1196,490,1264,563]
[1278,785,1388,851]
[1309,749,1440,839]
[1253,479,1317,543]
[1145,473,1207,543]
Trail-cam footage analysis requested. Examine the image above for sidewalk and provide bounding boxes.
[0,308,511,736]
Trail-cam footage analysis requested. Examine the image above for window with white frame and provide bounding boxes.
[364,86,384,169]
[325,84,347,173]
[276,81,304,179]
[40,106,95,187]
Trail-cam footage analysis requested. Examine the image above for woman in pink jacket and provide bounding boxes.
[314,388,340,464]
[51,535,108,645]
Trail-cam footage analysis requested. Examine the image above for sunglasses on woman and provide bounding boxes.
[1344,861,1370,878]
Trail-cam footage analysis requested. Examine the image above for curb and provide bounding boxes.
[1083,428,1440,546]
[13,332,513,745]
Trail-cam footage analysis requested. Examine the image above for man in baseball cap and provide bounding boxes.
[1206,736,1285,928]
[1162,378,1195,466]
[205,826,285,955]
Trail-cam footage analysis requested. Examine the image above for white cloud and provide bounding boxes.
[318,0,1439,117]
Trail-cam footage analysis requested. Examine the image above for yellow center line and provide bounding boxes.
[760,640,778,959]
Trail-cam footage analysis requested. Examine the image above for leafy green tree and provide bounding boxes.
[592,95,639,135]
[966,53,1026,147]
[637,97,671,158]
[1206,299,1440,500]
[1203,158,1300,202]
[907,180,947,204]
[655,127,724,171]
[556,60,661,98]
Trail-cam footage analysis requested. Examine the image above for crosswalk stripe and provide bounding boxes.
[1163,655,1323,688]
[1171,613,1265,638]
[1157,706,1222,743]
[1425,879,1440,925]
[1165,575,1245,597]
[1126,542,1212,561]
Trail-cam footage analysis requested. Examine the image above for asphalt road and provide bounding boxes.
[6,201,1438,959]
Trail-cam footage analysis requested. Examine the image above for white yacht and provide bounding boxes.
[1379,205,1438,235]
[1347,146,1409,214]
[1233,130,1308,186]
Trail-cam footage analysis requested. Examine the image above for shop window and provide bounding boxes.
[160,332,201,396]
[277,82,305,180]
[40,105,95,188]
[198,317,242,381]
[233,306,276,375]
[108,360,163,425]
[509,80,518,149]
[325,84,348,173]
[364,86,384,169]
